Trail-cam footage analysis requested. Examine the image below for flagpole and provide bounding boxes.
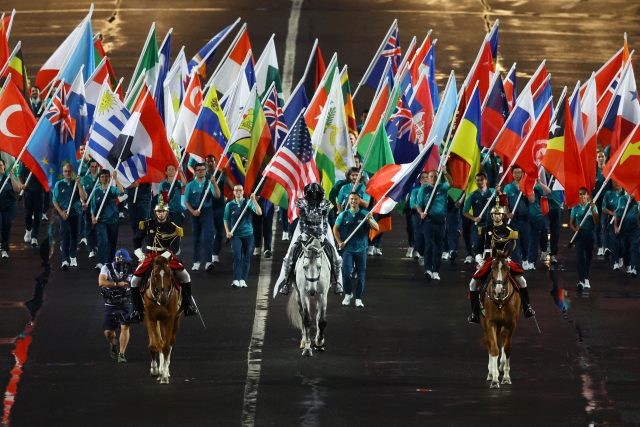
[113,77,124,95]
[476,96,554,220]
[394,36,417,78]
[306,53,338,115]
[342,141,434,246]
[594,49,634,111]
[5,9,15,39]
[569,122,640,245]
[406,30,432,75]
[150,27,173,96]
[613,194,632,228]
[506,191,523,225]
[353,20,397,101]
[125,22,155,96]
[0,41,21,79]
[123,68,147,107]
[66,115,92,215]
[300,38,319,89]
[461,20,498,91]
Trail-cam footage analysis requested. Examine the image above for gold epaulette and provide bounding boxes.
[138,220,146,231]
[508,228,519,240]
[173,223,184,237]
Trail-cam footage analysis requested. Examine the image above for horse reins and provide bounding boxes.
[147,267,174,306]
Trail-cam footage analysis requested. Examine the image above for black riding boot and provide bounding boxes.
[277,259,293,295]
[128,288,144,323]
[181,283,199,316]
[519,287,535,318]
[468,290,480,324]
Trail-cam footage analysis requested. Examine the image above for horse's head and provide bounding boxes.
[300,237,324,294]
[489,257,510,301]
[149,255,174,306]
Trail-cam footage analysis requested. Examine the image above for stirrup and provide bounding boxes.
[467,312,480,324]
[278,282,290,295]
[523,305,535,318]
[333,282,343,295]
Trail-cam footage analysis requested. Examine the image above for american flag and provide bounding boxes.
[263,86,288,148]
[263,113,319,222]
[46,88,76,145]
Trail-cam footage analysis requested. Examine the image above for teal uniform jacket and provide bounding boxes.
[571,203,598,234]
[52,178,82,216]
[417,182,449,223]
[90,185,123,224]
[615,193,639,231]
[224,198,259,238]
[159,180,185,214]
[185,178,216,211]
[504,182,529,218]
[335,208,371,253]
[337,182,370,209]
[463,187,495,226]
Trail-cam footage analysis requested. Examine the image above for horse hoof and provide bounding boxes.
[150,370,159,377]
[302,348,313,357]
[313,344,325,352]
[490,381,500,389]
[160,377,169,384]
[501,377,511,385]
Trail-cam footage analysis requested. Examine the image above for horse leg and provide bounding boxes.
[314,294,327,351]
[301,302,313,357]
[145,317,160,377]
[500,327,513,385]
[158,319,173,384]
[486,325,500,389]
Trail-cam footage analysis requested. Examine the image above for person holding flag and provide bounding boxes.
[224,184,262,288]
[80,159,100,258]
[524,179,552,270]
[503,166,530,266]
[185,162,221,272]
[602,181,625,270]
[613,190,639,276]
[333,192,379,308]
[569,187,599,291]
[90,170,125,270]
[52,164,87,270]
[0,159,22,259]
[158,164,187,227]
[18,163,45,248]
[462,172,497,260]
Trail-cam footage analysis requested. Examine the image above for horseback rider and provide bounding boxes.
[468,196,535,323]
[274,183,344,296]
[128,195,198,323]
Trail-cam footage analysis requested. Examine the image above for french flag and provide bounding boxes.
[365,142,433,215]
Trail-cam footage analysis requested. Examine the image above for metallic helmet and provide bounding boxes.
[304,182,325,205]
[155,191,170,213]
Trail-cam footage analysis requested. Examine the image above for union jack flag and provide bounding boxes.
[45,88,76,145]
[390,99,413,139]
[263,85,288,148]
[382,26,402,73]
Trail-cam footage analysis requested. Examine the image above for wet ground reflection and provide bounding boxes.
[299,376,327,427]
[2,237,50,426]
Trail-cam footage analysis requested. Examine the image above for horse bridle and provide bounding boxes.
[488,258,514,309]
[147,266,174,306]
[302,241,323,283]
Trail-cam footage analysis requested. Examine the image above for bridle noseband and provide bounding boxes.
[147,263,174,306]
[302,241,323,283]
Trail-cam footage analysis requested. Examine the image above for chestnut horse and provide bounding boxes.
[143,255,181,384]
[480,253,521,389]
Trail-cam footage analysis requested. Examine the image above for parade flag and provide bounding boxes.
[221,52,256,131]
[187,19,239,78]
[563,95,588,207]
[603,124,640,195]
[210,24,253,96]
[171,73,203,151]
[2,45,28,99]
[515,99,552,182]
[243,95,273,193]
[255,35,283,102]
[36,10,94,92]
[542,94,566,183]
[125,23,159,98]
[154,29,172,122]
[313,75,355,196]
[581,75,598,190]
[608,62,640,153]
[463,40,494,104]
[93,36,120,94]
[408,32,431,86]
[283,81,309,128]
[263,112,319,222]
[487,20,499,64]
[86,81,131,175]
[67,70,89,148]
[85,58,112,122]
[481,74,509,149]
[305,41,327,100]
[186,81,230,163]
[263,83,288,147]
[162,47,189,137]
[503,63,517,111]
[0,79,38,167]
[340,66,358,136]
[358,20,401,92]
[580,45,627,123]
[26,84,79,190]
[365,141,432,215]
[408,70,435,148]
[356,75,392,174]
[305,55,339,133]
[387,87,418,164]
[424,71,457,171]
[533,77,553,118]
[448,84,482,194]
[0,20,10,77]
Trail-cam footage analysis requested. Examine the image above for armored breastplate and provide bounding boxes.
[298,200,329,237]
[489,224,518,256]
[146,220,181,250]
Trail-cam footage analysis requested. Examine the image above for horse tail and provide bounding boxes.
[286,287,303,331]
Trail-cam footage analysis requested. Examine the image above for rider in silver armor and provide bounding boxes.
[275,183,344,296]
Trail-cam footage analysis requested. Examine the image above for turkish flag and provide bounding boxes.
[0,80,36,158]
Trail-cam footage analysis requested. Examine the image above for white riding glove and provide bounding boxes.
[161,251,172,260]
[134,248,145,262]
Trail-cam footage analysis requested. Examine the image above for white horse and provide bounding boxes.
[286,236,331,356]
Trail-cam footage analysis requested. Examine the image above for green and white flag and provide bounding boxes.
[126,23,160,100]
[255,35,283,104]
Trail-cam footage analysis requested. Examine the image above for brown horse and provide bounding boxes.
[480,252,521,389]
[143,255,181,384]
